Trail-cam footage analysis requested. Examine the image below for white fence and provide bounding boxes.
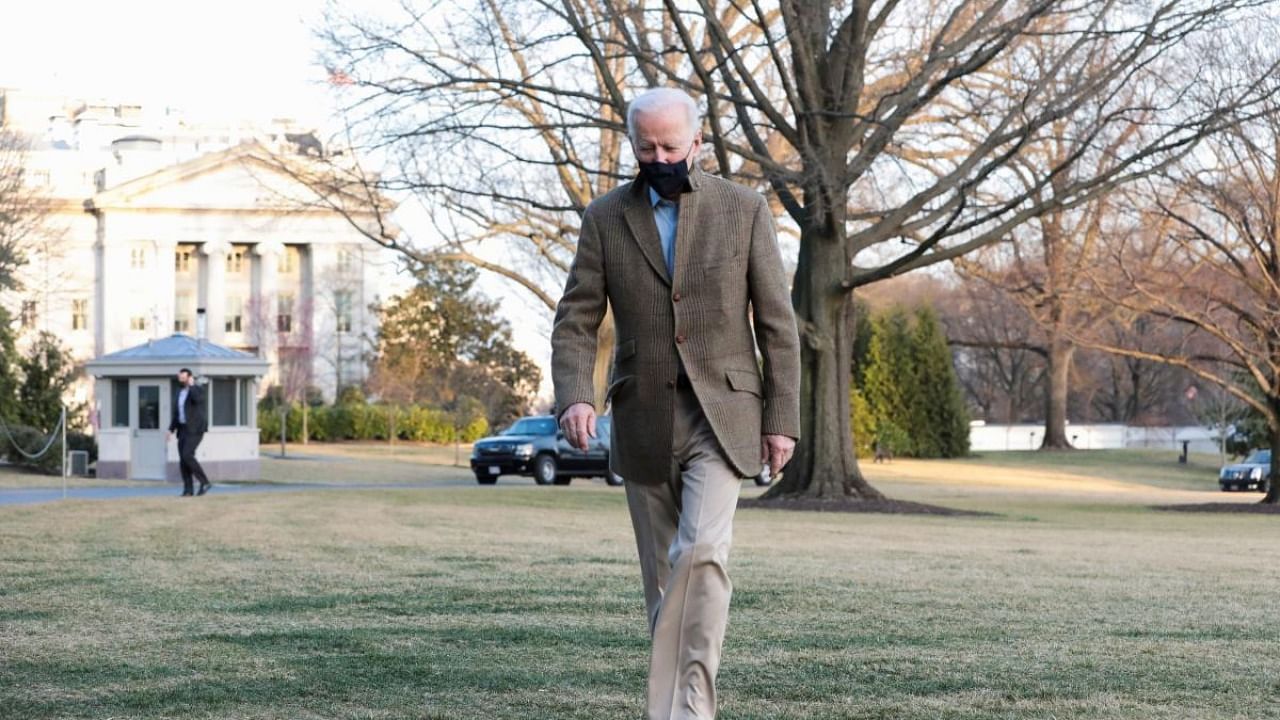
[969,423,1220,454]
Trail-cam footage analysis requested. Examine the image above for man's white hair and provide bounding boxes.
[626,88,702,142]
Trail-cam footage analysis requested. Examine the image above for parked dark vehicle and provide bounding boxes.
[1219,449,1272,492]
[470,415,619,486]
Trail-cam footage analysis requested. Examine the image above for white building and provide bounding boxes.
[0,88,408,420]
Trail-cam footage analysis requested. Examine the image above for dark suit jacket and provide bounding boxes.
[169,383,208,434]
[551,167,801,484]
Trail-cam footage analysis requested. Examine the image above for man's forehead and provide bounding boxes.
[632,109,693,140]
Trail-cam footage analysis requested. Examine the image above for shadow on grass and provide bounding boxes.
[740,496,995,516]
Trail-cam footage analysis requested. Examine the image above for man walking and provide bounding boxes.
[551,87,800,719]
[167,368,211,497]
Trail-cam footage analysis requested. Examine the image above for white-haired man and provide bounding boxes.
[551,87,801,719]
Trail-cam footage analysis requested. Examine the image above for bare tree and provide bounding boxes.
[0,131,42,282]
[316,0,1279,501]
[247,290,317,456]
[1187,382,1248,466]
[942,282,1046,423]
[1082,50,1280,502]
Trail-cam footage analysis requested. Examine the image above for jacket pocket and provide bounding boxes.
[702,252,745,277]
[606,374,634,404]
[614,338,637,364]
[724,368,762,397]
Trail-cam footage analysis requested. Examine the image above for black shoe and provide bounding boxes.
[197,482,211,496]
[180,491,193,497]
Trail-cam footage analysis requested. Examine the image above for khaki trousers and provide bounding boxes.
[625,385,743,720]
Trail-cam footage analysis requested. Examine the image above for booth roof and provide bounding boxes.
[85,334,269,377]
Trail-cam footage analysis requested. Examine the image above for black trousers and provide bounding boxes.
[176,426,210,493]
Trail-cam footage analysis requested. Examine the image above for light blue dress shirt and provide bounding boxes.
[177,386,189,424]
[649,186,679,275]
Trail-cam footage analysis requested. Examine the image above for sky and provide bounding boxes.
[0,0,559,401]
[0,1,335,124]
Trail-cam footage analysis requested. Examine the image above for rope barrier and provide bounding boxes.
[0,411,66,460]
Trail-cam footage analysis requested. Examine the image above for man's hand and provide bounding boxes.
[559,403,597,451]
[761,434,796,476]
[165,430,172,441]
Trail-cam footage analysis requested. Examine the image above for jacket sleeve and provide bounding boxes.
[550,208,608,420]
[747,195,801,439]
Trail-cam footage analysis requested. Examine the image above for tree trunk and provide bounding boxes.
[302,403,309,445]
[762,226,884,500]
[1041,330,1075,449]
[1262,409,1279,505]
[279,406,287,458]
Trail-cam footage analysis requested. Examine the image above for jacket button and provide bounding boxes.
[675,335,686,344]
[672,291,682,302]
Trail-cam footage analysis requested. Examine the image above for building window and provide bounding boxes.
[226,250,244,274]
[130,316,146,331]
[278,246,298,274]
[71,299,88,330]
[277,293,294,333]
[335,291,353,333]
[337,247,355,272]
[225,296,242,333]
[19,300,36,329]
[112,379,129,427]
[174,292,193,333]
[175,248,193,273]
[130,246,147,269]
[26,170,51,187]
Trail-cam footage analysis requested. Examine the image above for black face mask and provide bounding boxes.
[637,146,693,197]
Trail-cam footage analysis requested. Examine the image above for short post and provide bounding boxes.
[1179,440,1189,464]
[60,406,67,500]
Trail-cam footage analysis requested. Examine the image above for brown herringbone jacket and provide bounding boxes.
[551,167,800,484]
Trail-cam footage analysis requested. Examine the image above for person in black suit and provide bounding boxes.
[166,368,211,497]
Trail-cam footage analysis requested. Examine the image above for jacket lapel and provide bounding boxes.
[670,169,703,288]
[622,183,672,286]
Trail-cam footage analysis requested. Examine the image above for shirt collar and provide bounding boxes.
[648,186,677,208]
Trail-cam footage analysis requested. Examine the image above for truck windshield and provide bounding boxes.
[1245,450,1272,465]
[502,418,557,436]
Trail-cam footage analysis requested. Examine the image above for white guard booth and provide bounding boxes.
[85,334,269,481]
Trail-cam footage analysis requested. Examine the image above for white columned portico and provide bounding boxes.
[202,239,231,343]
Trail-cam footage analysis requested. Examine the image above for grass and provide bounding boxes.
[2,451,1279,719]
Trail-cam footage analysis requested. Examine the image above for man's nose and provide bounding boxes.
[655,148,678,163]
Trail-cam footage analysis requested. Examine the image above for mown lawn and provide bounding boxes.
[1,453,1278,719]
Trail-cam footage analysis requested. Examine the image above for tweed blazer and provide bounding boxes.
[551,167,801,485]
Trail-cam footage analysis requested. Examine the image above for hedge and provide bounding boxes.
[258,401,489,445]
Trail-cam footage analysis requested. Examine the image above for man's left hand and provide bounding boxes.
[761,434,796,476]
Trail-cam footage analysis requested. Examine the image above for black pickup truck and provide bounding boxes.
[470,415,619,486]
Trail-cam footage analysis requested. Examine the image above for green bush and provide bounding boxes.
[258,397,490,445]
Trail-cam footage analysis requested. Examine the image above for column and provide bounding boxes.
[202,239,230,344]
[154,239,177,337]
[253,240,285,381]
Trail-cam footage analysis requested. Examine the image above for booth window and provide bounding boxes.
[211,378,237,426]
[238,379,250,426]
[112,380,129,427]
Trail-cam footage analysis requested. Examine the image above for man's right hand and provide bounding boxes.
[559,403,597,451]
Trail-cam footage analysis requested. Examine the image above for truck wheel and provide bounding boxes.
[533,455,557,485]
[475,472,497,485]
